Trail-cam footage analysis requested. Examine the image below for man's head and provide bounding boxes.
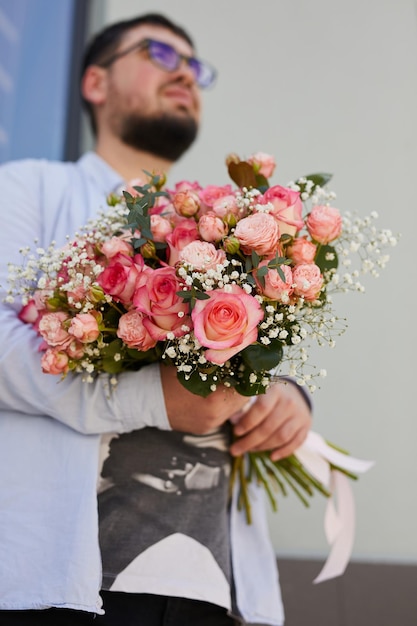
[81,13,216,162]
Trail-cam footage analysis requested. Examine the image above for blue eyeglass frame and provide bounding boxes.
[99,38,217,89]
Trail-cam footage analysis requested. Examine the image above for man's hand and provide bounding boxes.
[229,381,312,461]
[160,365,249,434]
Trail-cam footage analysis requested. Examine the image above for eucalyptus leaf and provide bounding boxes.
[256,265,268,277]
[195,291,211,300]
[251,250,260,268]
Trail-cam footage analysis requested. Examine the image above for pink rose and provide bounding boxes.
[255,262,294,302]
[172,189,201,217]
[124,177,148,197]
[234,212,280,257]
[41,348,69,375]
[262,186,304,237]
[247,152,276,178]
[169,180,202,193]
[292,263,324,301]
[192,285,264,365]
[133,266,191,341]
[211,194,240,220]
[68,313,100,343]
[286,237,317,265]
[179,241,226,271]
[97,253,148,305]
[117,309,157,351]
[306,205,343,244]
[38,312,70,347]
[198,213,228,242]
[101,236,133,259]
[66,339,85,360]
[19,300,41,325]
[150,214,173,242]
[166,220,199,266]
[199,185,234,210]
[66,284,90,306]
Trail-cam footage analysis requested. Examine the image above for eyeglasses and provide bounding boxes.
[99,38,217,89]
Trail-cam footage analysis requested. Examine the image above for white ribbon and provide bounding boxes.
[295,431,374,583]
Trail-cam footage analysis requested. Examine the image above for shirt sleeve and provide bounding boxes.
[0,160,170,435]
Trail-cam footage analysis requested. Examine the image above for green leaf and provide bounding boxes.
[251,250,260,268]
[126,347,159,362]
[304,172,333,188]
[100,338,124,357]
[176,290,193,300]
[132,237,147,249]
[176,369,214,397]
[241,341,283,370]
[195,291,211,300]
[101,358,125,374]
[297,172,333,196]
[255,173,269,191]
[314,244,339,272]
[277,266,286,282]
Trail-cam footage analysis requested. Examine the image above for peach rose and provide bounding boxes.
[179,241,227,271]
[172,189,201,217]
[262,185,304,237]
[117,309,157,351]
[234,212,280,257]
[306,205,343,244]
[292,263,324,301]
[68,313,100,343]
[101,236,133,260]
[247,152,276,178]
[255,262,294,302]
[38,312,70,347]
[41,348,69,375]
[166,220,199,266]
[192,285,264,365]
[198,213,228,242]
[286,237,317,265]
[66,339,85,360]
[133,266,191,341]
[150,214,173,243]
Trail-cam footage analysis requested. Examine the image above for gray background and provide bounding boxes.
[85,0,417,566]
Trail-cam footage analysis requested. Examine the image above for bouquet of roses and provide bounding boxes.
[7,152,396,527]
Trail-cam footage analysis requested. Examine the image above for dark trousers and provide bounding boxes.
[95,592,238,625]
[0,607,95,625]
[0,593,239,625]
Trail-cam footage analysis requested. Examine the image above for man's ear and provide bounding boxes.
[81,65,109,107]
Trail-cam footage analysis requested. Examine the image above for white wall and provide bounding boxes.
[86,0,417,563]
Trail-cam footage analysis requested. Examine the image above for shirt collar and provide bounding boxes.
[77,152,125,196]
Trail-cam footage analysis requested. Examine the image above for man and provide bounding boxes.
[0,13,311,626]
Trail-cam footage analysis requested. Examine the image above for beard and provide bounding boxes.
[117,112,198,162]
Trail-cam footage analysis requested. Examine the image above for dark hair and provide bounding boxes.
[81,13,195,134]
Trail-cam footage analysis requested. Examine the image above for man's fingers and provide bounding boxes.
[269,425,310,461]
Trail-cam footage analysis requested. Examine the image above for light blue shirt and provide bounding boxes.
[0,153,284,625]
